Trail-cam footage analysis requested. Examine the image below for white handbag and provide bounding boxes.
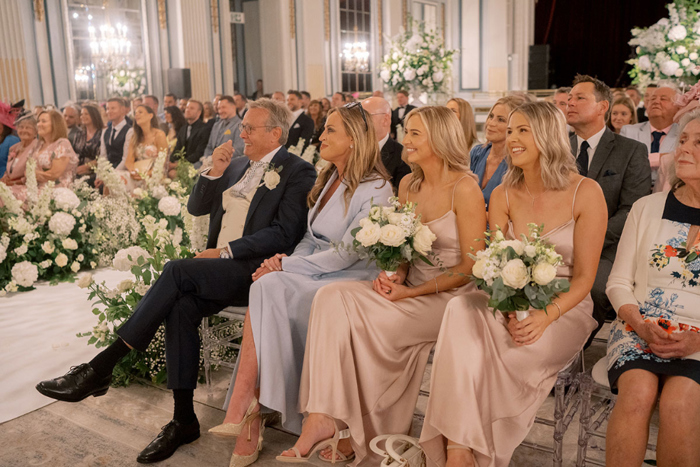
[370,434,426,467]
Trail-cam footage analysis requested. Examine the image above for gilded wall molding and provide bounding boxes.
[378,0,383,42]
[290,0,296,39]
[441,4,445,40]
[211,0,219,34]
[157,0,167,29]
[33,0,44,22]
[403,0,408,30]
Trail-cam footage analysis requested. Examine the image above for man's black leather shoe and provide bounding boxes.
[136,419,200,464]
[35,363,111,402]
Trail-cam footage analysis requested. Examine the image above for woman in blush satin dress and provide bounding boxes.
[419,102,608,467]
[278,106,487,466]
[211,104,392,467]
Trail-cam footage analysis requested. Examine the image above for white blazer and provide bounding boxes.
[619,121,679,154]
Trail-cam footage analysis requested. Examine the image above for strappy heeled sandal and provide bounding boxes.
[228,412,265,467]
[209,398,259,438]
[276,417,350,464]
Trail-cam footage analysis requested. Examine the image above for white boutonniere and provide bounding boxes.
[261,163,283,190]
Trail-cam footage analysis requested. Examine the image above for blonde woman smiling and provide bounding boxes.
[419,101,607,467]
[212,103,392,467]
[279,106,487,465]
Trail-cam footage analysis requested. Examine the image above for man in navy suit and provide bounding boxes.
[36,99,317,464]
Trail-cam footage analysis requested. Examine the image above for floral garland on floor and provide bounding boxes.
[379,18,457,96]
[628,0,700,88]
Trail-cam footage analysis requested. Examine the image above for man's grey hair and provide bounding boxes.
[247,98,292,145]
[656,80,681,95]
[555,87,571,95]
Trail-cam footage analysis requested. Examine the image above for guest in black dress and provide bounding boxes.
[74,105,104,183]
[307,100,326,148]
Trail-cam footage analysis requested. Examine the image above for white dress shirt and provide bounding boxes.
[575,126,606,169]
[99,118,132,160]
[290,108,304,125]
[378,133,389,151]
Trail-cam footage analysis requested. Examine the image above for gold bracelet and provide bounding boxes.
[552,302,562,321]
[434,277,439,294]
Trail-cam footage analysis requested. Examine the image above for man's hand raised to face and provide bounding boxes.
[209,140,235,177]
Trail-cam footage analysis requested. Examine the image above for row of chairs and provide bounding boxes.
[201,308,657,467]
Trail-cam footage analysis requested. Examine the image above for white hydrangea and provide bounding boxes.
[639,55,652,71]
[661,60,681,76]
[52,188,81,211]
[0,243,6,264]
[403,68,416,81]
[668,25,687,41]
[158,196,181,216]
[9,217,35,236]
[151,185,168,200]
[14,244,28,256]
[432,71,444,83]
[48,212,76,236]
[11,261,39,288]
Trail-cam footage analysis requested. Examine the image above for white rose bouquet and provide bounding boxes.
[469,223,570,320]
[348,197,437,274]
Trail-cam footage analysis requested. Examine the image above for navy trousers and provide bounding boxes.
[117,257,254,389]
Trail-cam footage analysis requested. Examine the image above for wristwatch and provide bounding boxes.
[219,248,231,259]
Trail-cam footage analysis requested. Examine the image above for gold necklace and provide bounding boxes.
[524,180,547,208]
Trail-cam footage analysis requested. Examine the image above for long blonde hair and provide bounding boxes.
[501,101,578,191]
[447,98,478,150]
[402,106,474,193]
[307,106,389,210]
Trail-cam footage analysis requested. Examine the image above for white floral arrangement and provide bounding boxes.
[628,1,700,88]
[469,224,570,320]
[347,197,437,273]
[379,19,457,95]
[287,138,306,157]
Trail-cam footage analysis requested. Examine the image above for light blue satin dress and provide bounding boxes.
[223,171,394,433]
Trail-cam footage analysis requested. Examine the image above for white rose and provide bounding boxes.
[500,259,529,289]
[77,272,94,288]
[132,188,144,198]
[62,238,78,250]
[70,261,80,273]
[391,63,398,71]
[661,60,680,76]
[158,196,181,216]
[500,240,524,256]
[368,206,382,222]
[55,253,68,268]
[113,246,151,271]
[694,66,700,76]
[52,188,80,210]
[682,58,691,67]
[151,185,168,199]
[48,212,76,236]
[381,206,395,219]
[77,254,84,262]
[135,283,151,295]
[691,52,698,60]
[392,52,399,60]
[0,244,6,264]
[413,224,437,255]
[677,46,688,55]
[263,170,281,190]
[668,25,687,41]
[380,69,391,82]
[472,259,486,278]
[379,224,406,247]
[355,222,382,247]
[422,78,433,87]
[432,71,444,83]
[11,261,39,288]
[417,65,427,76]
[39,260,52,268]
[403,68,416,81]
[118,279,135,293]
[494,230,505,241]
[14,244,28,256]
[638,55,652,71]
[532,262,557,286]
[675,68,684,77]
[524,245,537,257]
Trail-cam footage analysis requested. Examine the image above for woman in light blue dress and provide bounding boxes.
[212,104,394,467]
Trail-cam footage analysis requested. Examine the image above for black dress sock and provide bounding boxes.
[173,389,197,424]
[88,338,131,378]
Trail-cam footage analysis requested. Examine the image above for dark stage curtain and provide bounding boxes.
[535,0,669,88]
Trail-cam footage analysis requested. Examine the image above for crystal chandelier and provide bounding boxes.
[89,23,131,63]
[341,42,370,73]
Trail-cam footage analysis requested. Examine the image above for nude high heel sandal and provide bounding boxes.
[209,398,259,438]
[228,412,265,467]
[276,417,350,464]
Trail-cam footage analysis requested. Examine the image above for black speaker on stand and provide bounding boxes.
[167,68,192,99]
[528,45,551,90]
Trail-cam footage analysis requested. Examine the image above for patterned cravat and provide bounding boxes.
[229,161,267,198]
[651,131,665,153]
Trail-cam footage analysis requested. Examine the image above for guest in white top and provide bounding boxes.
[621,83,682,186]
[605,109,700,467]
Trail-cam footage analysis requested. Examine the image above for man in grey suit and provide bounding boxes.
[620,83,681,188]
[567,74,651,341]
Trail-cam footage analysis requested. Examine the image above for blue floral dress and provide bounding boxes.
[607,191,700,391]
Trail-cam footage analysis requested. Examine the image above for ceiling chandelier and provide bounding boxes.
[89,22,131,63]
[342,42,370,73]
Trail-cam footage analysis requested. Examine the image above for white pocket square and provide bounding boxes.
[293,123,300,128]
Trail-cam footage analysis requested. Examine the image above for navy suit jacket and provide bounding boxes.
[187,146,317,267]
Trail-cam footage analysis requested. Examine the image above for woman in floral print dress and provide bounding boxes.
[605,111,700,467]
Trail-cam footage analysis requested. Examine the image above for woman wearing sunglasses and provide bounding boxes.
[212,103,393,467]
[278,106,487,465]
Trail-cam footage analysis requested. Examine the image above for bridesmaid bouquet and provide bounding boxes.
[348,197,436,275]
[469,223,570,320]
